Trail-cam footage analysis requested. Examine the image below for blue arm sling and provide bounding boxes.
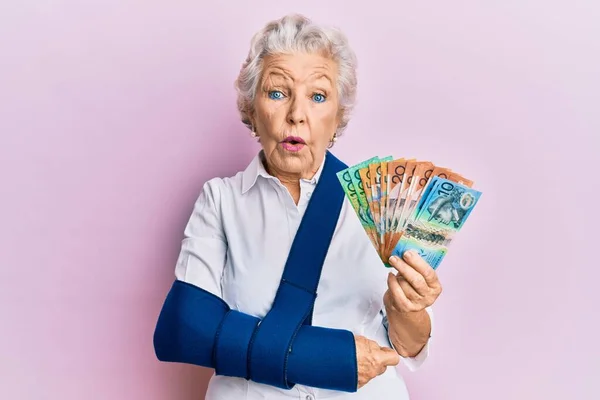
[153,151,358,392]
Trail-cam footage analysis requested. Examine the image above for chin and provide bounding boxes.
[272,152,308,170]
[279,156,305,170]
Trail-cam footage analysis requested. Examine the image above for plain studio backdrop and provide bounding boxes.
[1,1,598,399]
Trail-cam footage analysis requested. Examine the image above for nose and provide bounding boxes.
[287,96,306,125]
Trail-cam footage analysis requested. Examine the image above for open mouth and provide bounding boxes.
[281,136,306,145]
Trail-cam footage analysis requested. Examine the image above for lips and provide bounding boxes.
[281,136,306,145]
[280,136,306,152]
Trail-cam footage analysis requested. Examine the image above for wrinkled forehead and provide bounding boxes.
[261,53,338,87]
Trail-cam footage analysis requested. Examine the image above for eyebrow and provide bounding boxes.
[263,69,292,82]
[311,73,333,85]
[262,69,334,88]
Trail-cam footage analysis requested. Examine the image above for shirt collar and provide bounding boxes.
[241,150,327,194]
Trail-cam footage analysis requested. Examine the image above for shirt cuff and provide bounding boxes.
[384,306,434,372]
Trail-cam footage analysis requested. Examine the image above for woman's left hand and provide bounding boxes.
[384,251,442,313]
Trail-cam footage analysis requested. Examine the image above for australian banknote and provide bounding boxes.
[336,157,379,248]
[391,177,482,269]
[338,156,482,269]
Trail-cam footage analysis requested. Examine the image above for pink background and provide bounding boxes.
[1,1,598,399]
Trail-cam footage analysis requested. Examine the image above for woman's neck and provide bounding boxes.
[262,157,320,205]
[263,163,302,204]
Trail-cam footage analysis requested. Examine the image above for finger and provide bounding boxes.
[380,347,400,366]
[398,276,422,302]
[388,255,429,294]
[387,272,418,312]
[401,250,439,287]
[389,272,424,309]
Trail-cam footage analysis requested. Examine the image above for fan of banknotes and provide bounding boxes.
[336,156,482,269]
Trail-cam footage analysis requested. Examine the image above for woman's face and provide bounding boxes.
[250,52,340,180]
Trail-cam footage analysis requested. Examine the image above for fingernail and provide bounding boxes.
[403,251,414,259]
[389,255,398,263]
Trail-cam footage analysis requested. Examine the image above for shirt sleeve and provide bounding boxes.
[174,179,227,297]
[381,306,434,372]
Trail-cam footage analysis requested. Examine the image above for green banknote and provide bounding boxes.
[337,157,379,249]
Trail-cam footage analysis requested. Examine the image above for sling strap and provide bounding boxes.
[247,150,348,388]
[154,150,357,392]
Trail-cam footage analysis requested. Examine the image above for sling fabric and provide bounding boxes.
[153,151,358,392]
[214,310,260,378]
[248,151,348,388]
[153,280,358,392]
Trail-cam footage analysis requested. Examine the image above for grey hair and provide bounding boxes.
[234,14,358,137]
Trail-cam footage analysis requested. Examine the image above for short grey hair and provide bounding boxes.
[234,14,358,137]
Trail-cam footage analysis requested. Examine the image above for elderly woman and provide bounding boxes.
[153,13,441,400]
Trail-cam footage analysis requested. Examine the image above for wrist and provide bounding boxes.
[384,306,431,358]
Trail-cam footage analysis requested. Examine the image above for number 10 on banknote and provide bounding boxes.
[336,156,482,270]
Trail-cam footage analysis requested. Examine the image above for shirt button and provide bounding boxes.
[306,192,312,199]
[305,395,314,400]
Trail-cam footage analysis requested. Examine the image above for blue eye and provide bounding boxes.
[312,93,326,103]
[268,90,284,100]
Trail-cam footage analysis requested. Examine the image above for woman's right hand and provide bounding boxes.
[355,335,400,389]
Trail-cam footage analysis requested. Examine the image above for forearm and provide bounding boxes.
[384,305,431,358]
[154,280,358,392]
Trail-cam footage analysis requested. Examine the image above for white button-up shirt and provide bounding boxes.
[174,151,433,400]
